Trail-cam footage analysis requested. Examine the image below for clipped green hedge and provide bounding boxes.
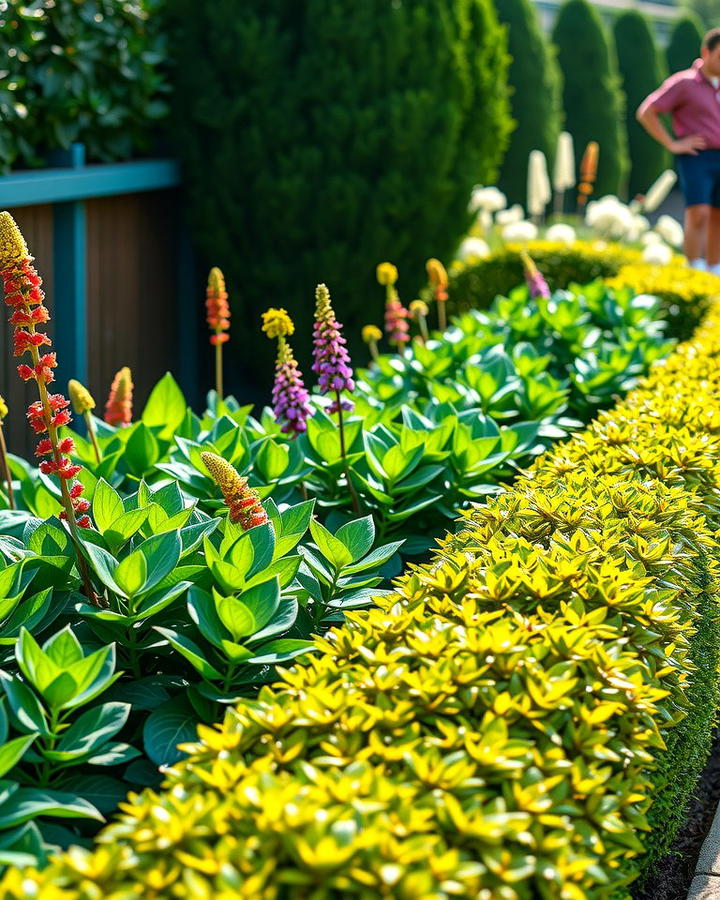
[4,271,720,897]
[449,241,639,314]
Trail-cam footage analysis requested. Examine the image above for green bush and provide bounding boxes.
[667,14,704,74]
[164,0,512,389]
[553,0,629,198]
[448,241,638,312]
[613,11,669,198]
[495,0,564,206]
[0,0,169,172]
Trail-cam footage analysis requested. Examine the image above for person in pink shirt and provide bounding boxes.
[637,27,720,273]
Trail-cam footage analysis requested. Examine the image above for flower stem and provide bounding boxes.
[335,390,360,515]
[437,300,447,333]
[84,411,101,464]
[215,341,224,401]
[0,424,14,510]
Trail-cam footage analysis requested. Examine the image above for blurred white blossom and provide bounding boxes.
[501,220,539,243]
[586,195,634,239]
[654,214,684,248]
[553,132,575,192]
[457,237,491,260]
[642,170,677,213]
[469,186,507,214]
[527,150,551,218]
[640,231,663,246]
[642,241,673,265]
[545,223,576,244]
[625,214,650,242]
[496,204,525,226]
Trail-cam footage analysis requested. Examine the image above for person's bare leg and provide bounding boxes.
[685,204,710,267]
[708,207,720,266]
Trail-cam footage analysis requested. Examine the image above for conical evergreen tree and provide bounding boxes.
[553,0,629,197]
[667,14,704,74]
[164,0,512,392]
[614,11,669,198]
[495,0,563,205]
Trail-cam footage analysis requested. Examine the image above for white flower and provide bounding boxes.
[457,237,491,261]
[495,204,525,226]
[476,209,493,232]
[469,185,507,214]
[654,214,684,248]
[642,169,678,212]
[527,150,551,217]
[642,241,672,265]
[553,132,575,191]
[625,214,650,243]
[544,223,576,245]
[501,220,539,243]
[585,195,634,239]
[640,231,663,246]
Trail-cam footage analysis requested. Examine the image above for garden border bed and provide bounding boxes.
[4,256,720,898]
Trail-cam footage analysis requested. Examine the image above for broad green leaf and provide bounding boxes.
[153,627,223,679]
[0,735,35,778]
[309,519,353,570]
[215,594,256,641]
[335,516,375,563]
[142,373,187,440]
[143,699,197,767]
[92,480,123,533]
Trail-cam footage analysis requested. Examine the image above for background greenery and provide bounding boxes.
[495,0,564,206]
[163,0,512,390]
[0,0,169,172]
[553,0,629,198]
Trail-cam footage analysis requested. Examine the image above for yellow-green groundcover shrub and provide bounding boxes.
[3,265,720,899]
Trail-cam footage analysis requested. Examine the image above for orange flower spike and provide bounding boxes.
[206,267,230,400]
[104,367,133,427]
[200,451,268,530]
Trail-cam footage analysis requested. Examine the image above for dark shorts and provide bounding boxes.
[676,148,720,208]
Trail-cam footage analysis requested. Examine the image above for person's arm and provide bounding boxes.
[636,104,706,155]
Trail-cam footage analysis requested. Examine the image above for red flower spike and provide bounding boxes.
[0,211,94,540]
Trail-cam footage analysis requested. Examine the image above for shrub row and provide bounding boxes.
[449,241,639,315]
[4,270,720,897]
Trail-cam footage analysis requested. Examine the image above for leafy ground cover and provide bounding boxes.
[4,263,717,898]
[0,215,700,878]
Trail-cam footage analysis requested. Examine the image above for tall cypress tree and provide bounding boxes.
[495,0,563,205]
[164,0,512,394]
[667,15,704,74]
[614,11,669,198]
[553,0,629,198]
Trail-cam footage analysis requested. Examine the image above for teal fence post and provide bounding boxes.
[52,143,87,389]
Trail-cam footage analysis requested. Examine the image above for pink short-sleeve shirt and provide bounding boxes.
[638,59,720,149]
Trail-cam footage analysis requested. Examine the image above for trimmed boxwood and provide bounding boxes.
[4,264,720,898]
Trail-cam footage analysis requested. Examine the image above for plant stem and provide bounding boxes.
[554,188,565,215]
[215,341,223,401]
[84,410,101,464]
[437,299,447,333]
[0,424,14,509]
[335,390,360,515]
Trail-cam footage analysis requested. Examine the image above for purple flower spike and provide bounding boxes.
[312,283,354,413]
[521,251,551,299]
[272,337,311,434]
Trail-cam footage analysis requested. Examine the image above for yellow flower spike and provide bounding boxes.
[200,451,268,530]
[68,379,96,415]
[0,395,7,422]
[208,266,226,295]
[409,300,429,319]
[261,307,295,339]
[425,258,448,289]
[361,325,382,344]
[376,262,398,287]
[0,211,30,267]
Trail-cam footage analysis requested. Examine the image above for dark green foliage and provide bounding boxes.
[614,11,669,198]
[495,0,564,205]
[553,0,629,197]
[449,245,632,313]
[164,0,512,393]
[0,0,168,172]
[667,15,704,74]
